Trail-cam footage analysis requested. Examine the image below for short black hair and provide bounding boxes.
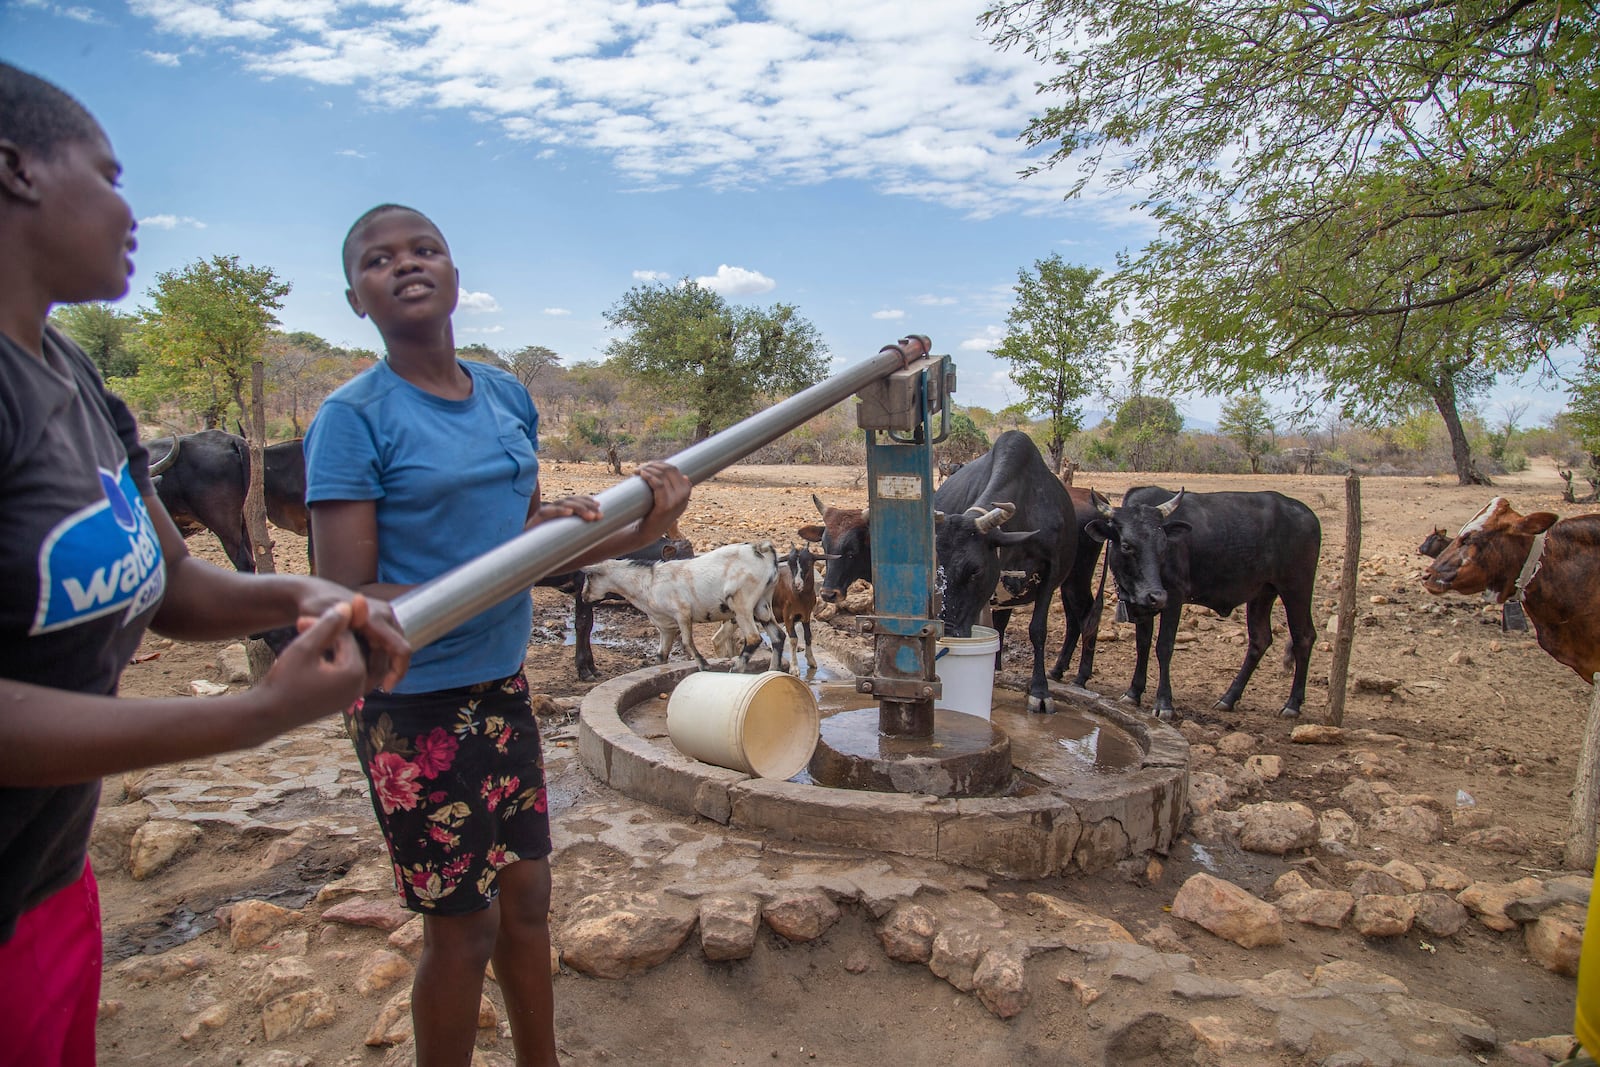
[341,203,439,282]
[0,62,99,156]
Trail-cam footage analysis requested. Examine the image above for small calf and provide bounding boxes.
[582,540,785,673]
[770,544,829,675]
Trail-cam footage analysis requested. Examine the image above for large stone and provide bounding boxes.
[321,896,412,932]
[1236,801,1319,855]
[111,949,210,987]
[699,894,761,961]
[243,957,316,1007]
[1410,892,1470,938]
[129,819,202,880]
[877,903,937,963]
[259,988,336,1041]
[973,944,1029,1019]
[388,917,425,959]
[929,924,991,992]
[219,642,252,683]
[315,861,396,904]
[1171,874,1283,948]
[356,949,415,995]
[559,891,697,979]
[1350,870,1409,897]
[1525,904,1585,976]
[1026,892,1136,944]
[1318,808,1361,849]
[89,801,153,874]
[365,988,412,1047]
[1459,825,1532,855]
[762,890,840,942]
[1368,804,1443,843]
[1276,889,1354,930]
[1351,894,1415,938]
[1186,772,1234,816]
[1459,877,1545,932]
[222,899,300,951]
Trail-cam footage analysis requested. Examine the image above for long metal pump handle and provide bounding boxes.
[392,336,931,649]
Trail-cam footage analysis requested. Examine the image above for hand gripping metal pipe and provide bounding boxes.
[392,336,932,649]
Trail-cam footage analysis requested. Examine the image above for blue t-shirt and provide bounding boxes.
[305,359,539,693]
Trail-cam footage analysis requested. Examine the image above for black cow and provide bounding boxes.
[1417,526,1451,558]
[1086,487,1321,720]
[146,430,311,573]
[537,535,695,681]
[1047,485,1113,688]
[933,431,1078,714]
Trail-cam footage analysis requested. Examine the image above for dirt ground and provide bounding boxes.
[99,456,1596,1065]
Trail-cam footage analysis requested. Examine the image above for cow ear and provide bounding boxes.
[1520,512,1559,535]
[991,528,1040,547]
[798,525,823,543]
[1084,519,1113,543]
[1162,521,1192,540]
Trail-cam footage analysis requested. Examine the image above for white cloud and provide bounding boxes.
[872,308,905,320]
[959,325,1006,352]
[336,147,369,158]
[914,294,957,306]
[120,0,1151,224]
[143,50,180,66]
[461,324,505,335]
[138,214,206,229]
[696,264,775,296]
[542,307,572,316]
[632,269,672,282]
[457,290,501,313]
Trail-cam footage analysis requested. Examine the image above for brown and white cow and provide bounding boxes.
[1423,497,1600,685]
[798,495,870,604]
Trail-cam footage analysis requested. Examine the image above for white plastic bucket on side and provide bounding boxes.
[934,624,1000,720]
[666,671,820,780]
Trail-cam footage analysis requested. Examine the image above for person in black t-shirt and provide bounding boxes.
[0,62,412,1067]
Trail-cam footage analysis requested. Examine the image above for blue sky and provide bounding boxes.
[5,0,1571,430]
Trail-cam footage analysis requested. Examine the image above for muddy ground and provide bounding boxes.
[97,457,1595,1065]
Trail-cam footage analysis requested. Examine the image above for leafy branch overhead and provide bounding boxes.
[983,0,1597,486]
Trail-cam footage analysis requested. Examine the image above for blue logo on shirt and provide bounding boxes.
[32,463,166,634]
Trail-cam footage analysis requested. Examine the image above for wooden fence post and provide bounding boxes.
[1564,674,1600,871]
[1326,474,1361,727]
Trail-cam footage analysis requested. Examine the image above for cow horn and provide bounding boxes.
[812,493,828,517]
[1093,489,1113,518]
[1156,489,1185,518]
[974,505,1010,534]
[148,435,181,476]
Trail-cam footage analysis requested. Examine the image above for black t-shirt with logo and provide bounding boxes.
[0,326,166,942]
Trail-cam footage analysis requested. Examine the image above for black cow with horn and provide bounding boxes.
[1086,486,1321,720]
[933,430,1077,714]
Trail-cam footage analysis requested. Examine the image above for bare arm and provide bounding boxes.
[147,496,408,690]
[528,462,692,571]
[0,602,367,787]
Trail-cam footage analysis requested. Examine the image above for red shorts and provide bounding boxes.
[0,861,101,1067]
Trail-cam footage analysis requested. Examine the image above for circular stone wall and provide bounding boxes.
[577,660,1190,879]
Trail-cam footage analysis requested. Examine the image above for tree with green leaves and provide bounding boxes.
[1217,394,1275,474]
[990,255,1117,474]
[982,0,1597,483]
[1110,394,1182,473]
[504,344,560,394]
[604,280,827,442]
[136,255,289,573]
[49,302,143,380]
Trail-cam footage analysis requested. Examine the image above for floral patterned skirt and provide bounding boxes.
[345,672,551,915]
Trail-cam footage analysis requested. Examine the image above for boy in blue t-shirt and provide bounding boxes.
[307,203,689,1066]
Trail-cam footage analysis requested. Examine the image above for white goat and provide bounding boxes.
[581,540,785,673]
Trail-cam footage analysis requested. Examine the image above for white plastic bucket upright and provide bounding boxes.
[666,671,820,779]
[935,624,1000,720]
